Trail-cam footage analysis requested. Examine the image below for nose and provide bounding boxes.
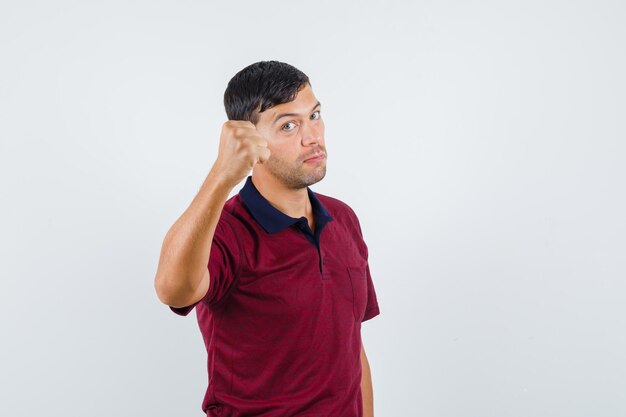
[301,119,324,146]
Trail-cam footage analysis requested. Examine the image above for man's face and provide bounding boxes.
[253,83,327,190]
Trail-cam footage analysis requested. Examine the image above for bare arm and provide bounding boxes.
[154,167,235,308]
[361,340,374,417]
[154,120,270,309]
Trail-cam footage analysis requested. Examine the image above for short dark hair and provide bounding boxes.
[223,60,310,124]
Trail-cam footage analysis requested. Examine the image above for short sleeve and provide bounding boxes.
[350,209,380,323]
[362,262,380,322]
[169,215,242,316]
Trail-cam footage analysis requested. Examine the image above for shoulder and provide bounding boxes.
[212,194,249,240]
[315,192,357,216]
[313,191,363,232]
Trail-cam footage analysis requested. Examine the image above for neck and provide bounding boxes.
[251,172,312,219]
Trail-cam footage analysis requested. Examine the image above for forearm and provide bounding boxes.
[154,166,234,306]
[361,351,374,417]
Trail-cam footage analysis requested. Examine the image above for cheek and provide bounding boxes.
[267,145,291,163]
[318,121,326,135]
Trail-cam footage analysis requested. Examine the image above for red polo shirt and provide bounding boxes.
[169,175,380,416]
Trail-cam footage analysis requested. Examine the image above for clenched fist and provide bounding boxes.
[211,120,271,187]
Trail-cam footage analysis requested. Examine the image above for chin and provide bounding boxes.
[307,170,326,186]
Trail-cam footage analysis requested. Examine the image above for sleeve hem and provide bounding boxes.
[362,304,380,322]
[169,300,200,316]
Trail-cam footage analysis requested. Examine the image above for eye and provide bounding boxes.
[281,121,297,132]
[281,111,321,132]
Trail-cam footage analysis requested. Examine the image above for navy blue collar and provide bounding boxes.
[239,176,333,234]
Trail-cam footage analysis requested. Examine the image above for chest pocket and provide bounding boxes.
[347,265,368,322]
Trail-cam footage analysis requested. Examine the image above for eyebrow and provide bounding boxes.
[272,101,322,125]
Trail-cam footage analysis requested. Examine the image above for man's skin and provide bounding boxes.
[361,340,374,417]
[248,83,326,231]
[155,82,374,415]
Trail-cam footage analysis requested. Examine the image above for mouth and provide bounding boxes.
[304,153,326,163]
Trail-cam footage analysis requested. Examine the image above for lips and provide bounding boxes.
[304,153,325,162]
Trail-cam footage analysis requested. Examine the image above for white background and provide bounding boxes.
[1,1,625,416]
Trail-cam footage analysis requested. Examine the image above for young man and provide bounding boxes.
[154,60,381,416]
